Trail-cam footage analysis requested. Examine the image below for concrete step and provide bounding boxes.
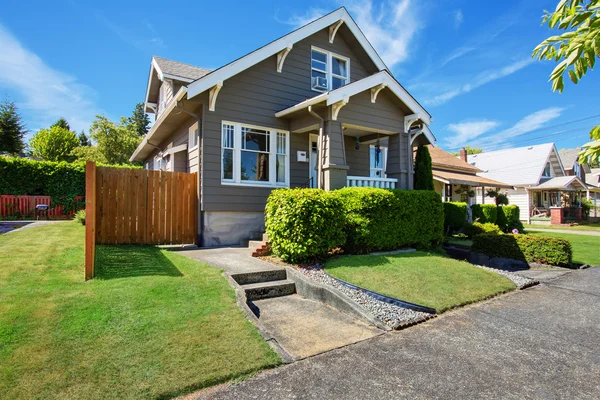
[231,269,287,285]
[243,279,296,301]
[262,233,269,242]
[248,240,266,251]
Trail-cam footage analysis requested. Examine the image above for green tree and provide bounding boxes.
[128,103,151,137]
[451,146,483,157]
[532,0,600,164]
[0,99,26,155]
[70,145,107,163]
[89,115,141,164]
[29,126,79,162]
[414,145,434,190]
[51,118,71,132]
[78,130,91,147]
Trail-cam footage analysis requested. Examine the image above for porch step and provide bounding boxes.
[242,279,296,301]
[251,242,271,257]
[231,269,287,285]
[248,240,266,251]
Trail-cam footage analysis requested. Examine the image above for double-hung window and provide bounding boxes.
[221,121,289,187]
[311,46,350,92]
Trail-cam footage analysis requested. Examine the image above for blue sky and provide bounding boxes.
[1,0,598,153]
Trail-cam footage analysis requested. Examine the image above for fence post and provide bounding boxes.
[85,161,97,280]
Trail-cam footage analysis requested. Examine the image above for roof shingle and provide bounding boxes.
[153,56,212,81]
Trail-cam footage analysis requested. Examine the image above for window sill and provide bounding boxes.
[221,181,289,189]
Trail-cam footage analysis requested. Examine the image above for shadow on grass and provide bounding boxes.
[95,245,183,279]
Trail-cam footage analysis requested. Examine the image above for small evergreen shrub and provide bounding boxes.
[413,145,434,190]
[443,202,468,232]
[471,204,498,224]
[472,233,572,267]
[464,221,502,238]
[74,210,86,225]
[265,188,345,263]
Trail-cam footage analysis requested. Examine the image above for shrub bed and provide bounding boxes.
[465,222,502,238]
[265,189,345,263]
[472,233,572,267]
[497,205,521,232]
[264,187,444,262]
[336,187,444,253]
[443,201,468,232]
[471,204,497,224]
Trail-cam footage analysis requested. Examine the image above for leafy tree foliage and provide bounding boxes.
[128,103,151,137]
[89,115,141,164]
[70,146,107,163]
[78,130,91,147]
[413,145,434,190]
[451,146,483,157]
[0,99,26,155]
[533,0,600,164]
[51,118,71,132]
[29,126,78,162]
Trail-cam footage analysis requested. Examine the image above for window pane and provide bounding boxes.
[222,124,234,148]
[277,155,286,183]
[311,50,327,63]
[222,149,233,180]
[241,151,269,181]
[242,127,269,152]
[332,57,347,77]
[332,77,345,89]
[277,132,286,154]
[311,60,327,71]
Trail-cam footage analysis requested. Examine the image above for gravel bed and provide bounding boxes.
[298,265,433,328]
[473,264,538,289]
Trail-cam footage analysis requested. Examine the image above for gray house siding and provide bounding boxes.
[345,136,370,177]
[339,90,405,133]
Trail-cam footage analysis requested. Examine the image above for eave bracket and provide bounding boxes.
[370,84,386,103]
[208,81,223,112]
[331,97,349,121]
[277,44,293,73]
[329,20,344,43]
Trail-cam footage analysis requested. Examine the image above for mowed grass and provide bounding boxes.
[524,222,600,232]
[325,251,516,313]
[0,222,280,400]
[528,231,600,266]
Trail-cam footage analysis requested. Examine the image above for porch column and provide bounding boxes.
[321,119,349,190]
[385,132,411,189]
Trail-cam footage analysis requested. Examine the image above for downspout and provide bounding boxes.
[308,105,324,189]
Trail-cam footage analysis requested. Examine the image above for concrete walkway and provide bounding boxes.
[177,247,281,274]
[1,220,62,234]
[191,268,600,399]
[527,228,600,236]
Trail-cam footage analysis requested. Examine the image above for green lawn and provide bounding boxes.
[0,222,280,400]
[325,251,516,313]
[524,222,600,232]
[528,231,600,266]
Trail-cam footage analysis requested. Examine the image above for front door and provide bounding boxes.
[309,134,318,188]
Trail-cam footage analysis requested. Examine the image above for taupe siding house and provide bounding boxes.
[130,7,436,246]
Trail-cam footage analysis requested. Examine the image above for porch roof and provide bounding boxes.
[432,169,514,189]
[530,176,587,191]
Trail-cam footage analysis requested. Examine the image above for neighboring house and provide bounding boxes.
[468,143,589,224]
[429,146,512,207]
[130,7,436,246]
[559,148,590,181]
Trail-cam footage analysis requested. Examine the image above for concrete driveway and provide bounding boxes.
[193,268,600,399]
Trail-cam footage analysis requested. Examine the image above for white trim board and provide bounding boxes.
[187,7,390,99]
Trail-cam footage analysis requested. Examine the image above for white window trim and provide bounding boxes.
[542,162,552,178]
[311,46,350,93]
[188,127,199,152]
[221,121,290,187]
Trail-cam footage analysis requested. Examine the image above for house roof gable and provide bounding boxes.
[427,145,481,174]
[558,148,582,170]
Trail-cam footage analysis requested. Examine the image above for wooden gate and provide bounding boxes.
[85,162,197,279]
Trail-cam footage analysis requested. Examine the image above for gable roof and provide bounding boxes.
[533,176,587,190]
[427,145,481,174]
[558,148,582,170]
[152,56,212,82]
[185,7,429,120]
[468,143,564,186]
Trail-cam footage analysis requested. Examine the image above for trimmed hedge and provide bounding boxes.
[264,187,444,262]
[496,205,520,232]
[443,202,468,232]
[265,189,345,263]
[471,204,497,224]
[472,233,572,267]
[464,221,502,238]
[336,187,444,253]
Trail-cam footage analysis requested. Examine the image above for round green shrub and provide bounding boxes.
[265,188,345,263]
[496,205,520,232]
[443,202,468,232]
[465,221,502,238]
[471,204,498,224]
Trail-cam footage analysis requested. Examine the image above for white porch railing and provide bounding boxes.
[346,176,398,189]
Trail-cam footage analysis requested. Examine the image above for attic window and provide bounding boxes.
[542,162,552,177]
[311,47,349,92]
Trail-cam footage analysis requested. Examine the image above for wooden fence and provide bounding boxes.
[85,162,198,280]
[0,195,84,219]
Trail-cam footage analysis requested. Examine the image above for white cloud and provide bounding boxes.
[0,24,101,134]
[446,120,500,148]
[423,58,534,106]
[454,10,464,29]
[279,0,422,68]
[96,14,166,50]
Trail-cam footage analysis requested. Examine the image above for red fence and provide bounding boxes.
[0,195,84,220]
